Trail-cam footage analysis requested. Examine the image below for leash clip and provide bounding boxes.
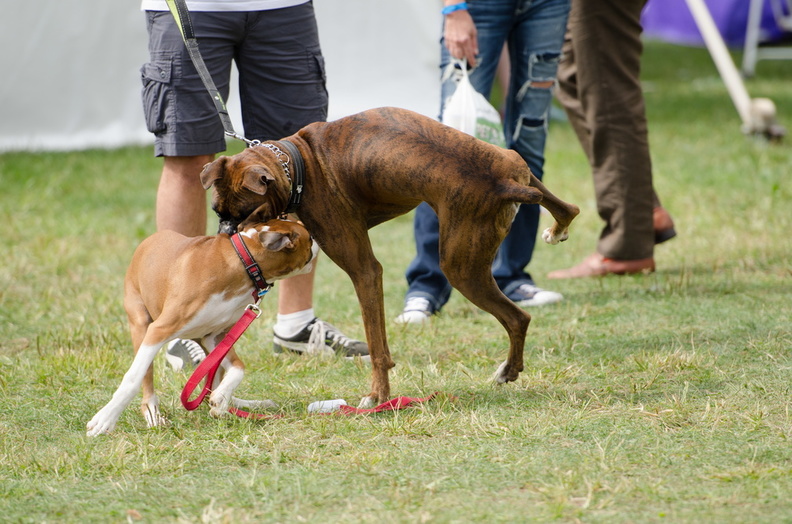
[224,130,260,148]
[256,286,272,299]
[246,303,263,318]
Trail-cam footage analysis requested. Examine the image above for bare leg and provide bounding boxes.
[157,155,214,236]
[277,261,317,315]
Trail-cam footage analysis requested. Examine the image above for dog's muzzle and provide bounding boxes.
[218,220,238,235]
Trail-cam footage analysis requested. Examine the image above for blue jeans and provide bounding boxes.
[404,0,570,312]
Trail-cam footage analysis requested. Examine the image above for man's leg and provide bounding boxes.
[277,265,316,315]
[492,0,568,304]
[272,258,368,359]
[397,203,454,324]
[549,0,667,278]
[156,155,213,236]
[230,5,365,356]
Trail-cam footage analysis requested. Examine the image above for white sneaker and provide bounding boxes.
[165,339,206,371]
[395,297,434,325]
[508,283,563,307]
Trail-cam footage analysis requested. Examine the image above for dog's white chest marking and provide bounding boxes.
[177,291,251,340]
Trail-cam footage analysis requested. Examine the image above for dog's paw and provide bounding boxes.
[86,409,117,437]
[142,396,168,428]
[209,393,232,418]
[492,360,520,384]
[357,395,377,410]
[143,408,169,428]
[542,226,569,245]
[209,406,231,418]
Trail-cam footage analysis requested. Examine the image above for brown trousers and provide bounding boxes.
[556,0,661,260]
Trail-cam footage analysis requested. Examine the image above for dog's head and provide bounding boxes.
[201,147,293,235]
[239,219,318,282]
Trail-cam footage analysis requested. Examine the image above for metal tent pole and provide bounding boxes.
[683,0,785,139]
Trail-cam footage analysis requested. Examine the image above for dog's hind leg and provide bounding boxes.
[438,213,530,384]
[121,295,169,429]
[140,362,168,429]
[444,269,530,383]
[498,153,579,244]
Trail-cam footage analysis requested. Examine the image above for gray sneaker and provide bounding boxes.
[165,339,206,371]
[273,318,369,360]
[507,283,563,307]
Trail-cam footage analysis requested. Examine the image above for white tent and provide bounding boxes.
[0,1,441,152]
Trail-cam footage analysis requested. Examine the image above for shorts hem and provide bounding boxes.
[154,139,227,157]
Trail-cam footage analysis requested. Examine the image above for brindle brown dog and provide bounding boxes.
[201,107,579,409]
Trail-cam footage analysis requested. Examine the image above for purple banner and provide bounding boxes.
[642,0,790,47]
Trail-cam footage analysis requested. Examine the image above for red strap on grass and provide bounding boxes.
[337,392,440,414]
[227,406,282,420]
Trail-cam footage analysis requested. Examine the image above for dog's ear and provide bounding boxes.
[259,230,295,252]
[242,166,275,196]
[200,157,227,189]
[238,203,278,229]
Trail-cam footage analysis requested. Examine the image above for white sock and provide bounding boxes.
[274,308,315,338]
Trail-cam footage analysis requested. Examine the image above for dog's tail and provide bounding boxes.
[499,179,543,205]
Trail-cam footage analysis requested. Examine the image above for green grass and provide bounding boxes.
[1,42,791,522]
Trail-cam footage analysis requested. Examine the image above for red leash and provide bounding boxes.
[181,232,274,419]
[181,308,440,418]
[180,234,444,420]
[180,304,275,418]
[338,393,441,414]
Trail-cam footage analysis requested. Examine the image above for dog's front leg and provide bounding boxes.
[86,342,163,437]
[319,228,395,408]
[205,334,244,418]
[347,259,395,409]
[209,348,245,418]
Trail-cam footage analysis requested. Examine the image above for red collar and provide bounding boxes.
[230,233,272,299]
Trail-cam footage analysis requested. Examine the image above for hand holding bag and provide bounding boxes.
[441,59,506,148]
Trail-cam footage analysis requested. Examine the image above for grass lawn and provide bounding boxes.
[1,41,790,522]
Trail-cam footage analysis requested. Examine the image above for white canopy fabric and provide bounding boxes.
[0,1,441,152]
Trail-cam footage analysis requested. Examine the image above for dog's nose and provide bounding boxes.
[217,221,238,235]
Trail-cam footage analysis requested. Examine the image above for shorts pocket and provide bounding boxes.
[140,59,172,135]
[307,47,328,97]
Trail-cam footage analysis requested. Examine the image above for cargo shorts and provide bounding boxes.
[141,3,328,157]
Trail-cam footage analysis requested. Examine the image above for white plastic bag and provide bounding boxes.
[441,60,506,148]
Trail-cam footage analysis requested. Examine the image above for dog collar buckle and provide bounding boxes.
[279,140,305,214]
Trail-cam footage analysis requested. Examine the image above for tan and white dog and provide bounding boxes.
[86,219,318,436]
